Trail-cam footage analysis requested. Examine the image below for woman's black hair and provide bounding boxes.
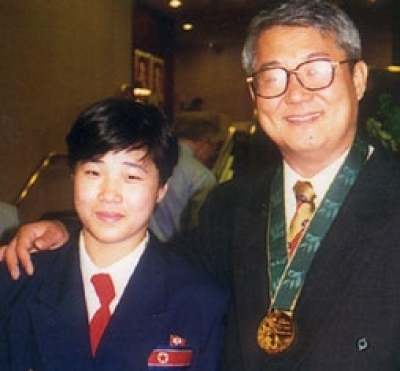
[66,98,179,185]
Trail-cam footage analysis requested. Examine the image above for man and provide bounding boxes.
[3,1,400,369]
[149,114,219,242]
[0,98,228,370]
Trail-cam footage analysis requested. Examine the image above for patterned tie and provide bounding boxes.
[287,180,316,257]
[90,273,115,356]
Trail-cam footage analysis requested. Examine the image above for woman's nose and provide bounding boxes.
[98,178,123,203]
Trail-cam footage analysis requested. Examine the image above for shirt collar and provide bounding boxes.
[80,231,148,299]
[284,149,349,207]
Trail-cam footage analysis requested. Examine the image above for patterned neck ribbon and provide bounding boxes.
[268,136,369,311]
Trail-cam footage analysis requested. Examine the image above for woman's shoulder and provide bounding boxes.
[149,236,228,298]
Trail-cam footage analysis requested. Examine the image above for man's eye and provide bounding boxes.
[259,70,286,87]
[260,73,278,84]
[306,67,320,77]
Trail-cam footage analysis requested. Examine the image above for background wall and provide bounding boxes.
[0,0,133,203]
[174,42,253,121]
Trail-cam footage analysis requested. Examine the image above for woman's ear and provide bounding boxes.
[157,183,168,203]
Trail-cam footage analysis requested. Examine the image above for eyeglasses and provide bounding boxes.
[246,58,358,99]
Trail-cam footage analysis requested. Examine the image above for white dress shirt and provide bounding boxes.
[79,232,148,321]
[283,151,349,230]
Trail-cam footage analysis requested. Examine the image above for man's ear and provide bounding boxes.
[247,80,256,101]
[353,60,368,101]
[157,183,168,203]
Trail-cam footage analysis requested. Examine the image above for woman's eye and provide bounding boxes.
[84,169,100,176]
[127,174,140,181]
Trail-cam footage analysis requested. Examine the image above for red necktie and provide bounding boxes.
[90,273,115,356]
[287,181,316,257]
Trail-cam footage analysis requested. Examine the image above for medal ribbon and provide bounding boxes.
[268,136,369,311]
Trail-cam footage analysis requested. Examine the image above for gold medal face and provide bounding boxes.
[257,310,296,354]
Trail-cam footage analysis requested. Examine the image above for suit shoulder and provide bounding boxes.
[0,241,75,313]
[211,167,273,199]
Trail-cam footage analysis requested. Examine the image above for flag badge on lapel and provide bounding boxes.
[169,335,186,347]
[148,335,193,369]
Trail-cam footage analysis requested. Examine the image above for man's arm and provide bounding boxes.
[0,220,69,279]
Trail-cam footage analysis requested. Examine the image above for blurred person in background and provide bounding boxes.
[149,115,220,242]
[0,201,19,245]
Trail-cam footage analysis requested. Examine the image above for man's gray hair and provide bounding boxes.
[242,0,362,75]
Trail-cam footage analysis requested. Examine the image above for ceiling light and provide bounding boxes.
[169,0,182,8]
[133,87,152,97]
[387,65,400,73]
[182,23,193,31]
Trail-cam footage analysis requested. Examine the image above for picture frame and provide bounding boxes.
[134,49,151,89]
[151,56,165,105]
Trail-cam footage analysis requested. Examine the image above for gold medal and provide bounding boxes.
[257,310,296,354]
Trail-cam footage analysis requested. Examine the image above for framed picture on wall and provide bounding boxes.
[151,56,165,106]
[134,49,151,89]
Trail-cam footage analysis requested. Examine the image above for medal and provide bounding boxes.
[257,310,296,354]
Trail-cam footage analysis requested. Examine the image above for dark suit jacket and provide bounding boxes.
[0,231,228,371]
[182,140,400,370]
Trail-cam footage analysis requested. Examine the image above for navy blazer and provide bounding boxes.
[0,232,228,371]
[181,140,400,371]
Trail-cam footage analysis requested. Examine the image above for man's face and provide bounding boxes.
[73,149,167,263]
[250,25,367,174]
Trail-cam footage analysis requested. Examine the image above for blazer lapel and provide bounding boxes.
[27,238,93,368]
[230,170,274,369]
[95,238,174,367]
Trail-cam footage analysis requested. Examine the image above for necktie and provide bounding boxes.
[287,180,316,257]
[90,273,115,356]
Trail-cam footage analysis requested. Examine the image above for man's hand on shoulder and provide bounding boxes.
[0,220,69,279]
